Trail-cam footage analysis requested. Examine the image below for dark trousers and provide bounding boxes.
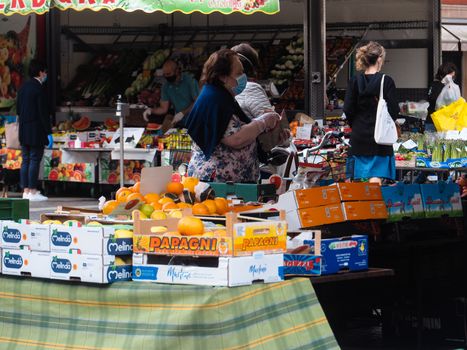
[20,145,44,190]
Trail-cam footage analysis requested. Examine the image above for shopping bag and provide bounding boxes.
[431,97,466,132]
[435,75,461,110]
[5,117,20,149]
[374,75,398,145]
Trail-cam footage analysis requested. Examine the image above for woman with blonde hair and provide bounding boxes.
[343,41,399,184]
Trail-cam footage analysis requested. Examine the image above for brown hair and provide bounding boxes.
[355,41,386,71]
[200,49,238,86]
[435,62,457,81]
[231,43,260,76]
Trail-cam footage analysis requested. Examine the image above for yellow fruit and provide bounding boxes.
[42,220,62,225]
[177,202,192,209]
[162,202,178,211]
[151,210,167,220]
[63,220,80,226]
[87,221,102,227]
[130,181,141,193]
[150,226,168,234]
[144,193,160,204]
[114,256,127,265]
[116,188,132,203]
[203,200,217,215]
[213,229,228,236]
[192,203,210,216]
[214,197,229,215]
[182,177,199,193]
[103,200,119,215]
[132,210,147,221]
[114,229,133,239]
[167,182,184,195]
[150,202,163,210]
[159,197,174,205]
[126,192,145,203]
[203,232,215,237]
[169,210,183,219]
[177,216,204,236]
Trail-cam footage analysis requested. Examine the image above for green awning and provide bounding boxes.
[0,0,280,16]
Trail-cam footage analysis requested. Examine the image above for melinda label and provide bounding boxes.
[106,239,132,255]
[3,253,23,268]
[249,264,267,277]
[51,230,72,247]
[107,266,131,282]
[167,267,192,282]
[2,227,21,243]
[51,258,72,273]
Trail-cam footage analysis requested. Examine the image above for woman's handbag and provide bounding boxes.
[374,75,398,145]
[5,117,21,149]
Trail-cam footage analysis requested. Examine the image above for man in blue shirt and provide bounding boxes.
[143,60,199,127]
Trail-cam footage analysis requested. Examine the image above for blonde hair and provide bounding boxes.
[355,41,386,71]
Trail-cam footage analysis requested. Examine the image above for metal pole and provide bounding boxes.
[116,95,124,188]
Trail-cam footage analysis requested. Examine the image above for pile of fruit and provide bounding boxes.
[102,177,231,220]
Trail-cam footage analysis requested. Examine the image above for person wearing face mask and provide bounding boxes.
[143,60,199,128]
[16,59,52,201]
[343,41,399,184]
[185,49,280,183]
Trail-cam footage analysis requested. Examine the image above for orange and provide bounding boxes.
[144,193,160,204]
[177,217,204,236]
[192,203,210,216]
[177,202,193,209]
[166,182,184,195]
[130,181,141,193]
[116,188,132,203]
[214,197,229,215]
[203,200,217,215]
[126,192,145,203]
[150,202,163,210]
[162,202,178,210]
[182,177,199,193]
[159,197,174,205]
[102,200,118,215]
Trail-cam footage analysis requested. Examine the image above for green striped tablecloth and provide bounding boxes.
[0,276,339,350]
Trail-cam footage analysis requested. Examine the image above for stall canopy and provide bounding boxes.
[0,0,280,16]
[442,24,467,51]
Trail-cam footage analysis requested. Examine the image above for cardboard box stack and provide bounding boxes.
[276,183,387,230]
[132,211,287,287]
[0,219,132,283]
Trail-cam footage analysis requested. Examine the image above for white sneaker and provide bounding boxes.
[22,192,31,200]
[28,192,48,202]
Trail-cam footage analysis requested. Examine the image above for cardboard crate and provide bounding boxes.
[276,186,341,211]
[49,223,132,256]
[1,221,50,251]
[132,253,284,287]
[381,184,425,222]
[285,204,345,230]
[1,249,50,278]
[133,211,287,257]
[420,183,463,218]
[49,253,132,284]
[284,230,322,276]
[341,201,388,221]
[304,235,369,275]
[334,182,383,202]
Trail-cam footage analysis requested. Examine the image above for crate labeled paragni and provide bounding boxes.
[132,211,287,257]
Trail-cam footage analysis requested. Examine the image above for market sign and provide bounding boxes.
[0,0,280,16]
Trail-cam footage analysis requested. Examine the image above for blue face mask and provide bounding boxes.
[41,75,48,84]
[232,73,247,95]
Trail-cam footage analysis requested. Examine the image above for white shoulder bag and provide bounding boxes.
[374,74,398,145]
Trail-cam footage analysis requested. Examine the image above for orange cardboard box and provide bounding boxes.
[341,201,388,221]
[286,204,345,230]
[276,186,341,211]
[334,183,383,202]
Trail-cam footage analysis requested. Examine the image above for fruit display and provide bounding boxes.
[326,37,356,78]
[0,17,31,109]
[158,130,192,150]
[72,116,92,131]
[269,36,304,87]
[99,154,151,185]
[43,150,94,182]
[62,50,147,107]
[0,148,22,170]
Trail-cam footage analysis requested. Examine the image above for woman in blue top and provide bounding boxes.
[185,49,279,183]
[344,41,399,184]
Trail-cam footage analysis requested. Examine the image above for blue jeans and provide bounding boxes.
[20,145,44,190]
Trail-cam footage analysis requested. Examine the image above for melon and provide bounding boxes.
[72,116,91,131]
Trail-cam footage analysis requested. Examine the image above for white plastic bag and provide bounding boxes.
[374,75,398,145]
[435,75,461,110]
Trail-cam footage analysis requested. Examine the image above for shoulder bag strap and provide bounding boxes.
[379,74,385,100]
